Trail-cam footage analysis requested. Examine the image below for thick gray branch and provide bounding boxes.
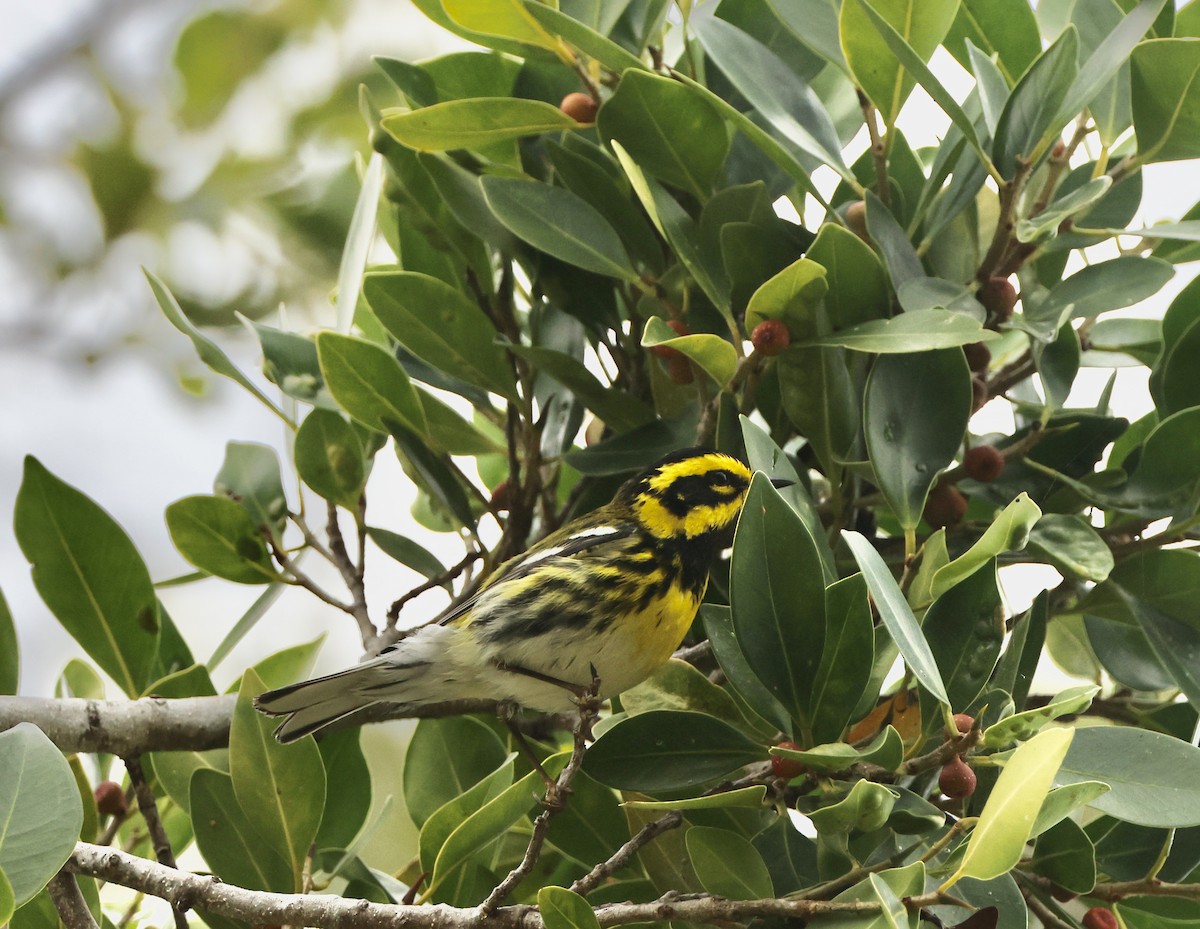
[0,695,503,754]
[47,870,100,929]
[68,843,891,929]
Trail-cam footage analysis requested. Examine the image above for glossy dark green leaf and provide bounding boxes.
[364,271,515,399]
[1086,615,1175,693]
[404,716,508,827]
[773,725,903,774]
[944,0,1039,85]
[374,56,438,107]
[810,575,874,745]
[14,458,160,696]
[992,28,1078,178]
[583,710,767,792]
[389,420,477,529]
[1132,39,1200,162]
[165,495,278,584]
[294,409,365,509]
[1157,316,1200,415]
[230,669,325,887]
[805,223,889,329]
[686,826,774,900]
[1023,256,1174,342]
[864,349,971,530]
[692,14,847,175]
[923,560,1002,713]
[597,69,729,199]
[0,588,16,695]
[215,441,287,535]
[1120,406,1200,511]
[752,818,819,894]
[777,346,859,478]
[418,152,518,252]
[765,0,845,69]
[1026,514,1113,582]
[191,768,294,891]
[1133,600,1200,711]
[316,332,427,434]
[507,345,652,432]
[1058,728,1200,827]
[252,323,330,407]
[565,416,696,476]
[418,388,500,456]
[840,0,960,127]
[730,476,826,731]
[481,176,638,280]
[865,190,924,288]
[366,526,446,582]
[0,724,83,907]
[315,728,372,852]
[382,98,577,151]
[843,530,950,705]
[701,605,792,735]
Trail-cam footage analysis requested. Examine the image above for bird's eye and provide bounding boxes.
[710,469,732,485]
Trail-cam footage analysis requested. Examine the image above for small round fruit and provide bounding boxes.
[751,319,790,357]
[963,446,1006,483]
[952,713,974,735]
[1082,908,1118,929]
[939,755,977,799]
[845,201,870,243]
[963,341,991,374]
[771,741,807,780]
[94,781,128,817]
[978,276,1017,324]
[924,483,968,530]
[650,319,690,359]
[666,354,695,385]
[559,92,598,123]
[488,480,513,514]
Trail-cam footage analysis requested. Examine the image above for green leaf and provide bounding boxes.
[981,685,1099,748]
[165,495,278,584]
[316,331,427,434]
[730,475,827,731]
[624,786,768,811]
[850,0,996,177]
[381,98,578,152]
[14,458,160,696]
[245,637,323,692]
[691,15,849,176]
[865,190,925,288]
[481,176,639,280]
[251,323,329,407]
[366,526,446,581]
[1040,324,1082,413]
[418,388,501,456]
[766,0,846,70]
[294,410,365,509]
[830,862,925,928]
[922,561,1003,712]
[992,28,1079,178]
[190,768,293,892]
[389,420,477,529]
[931,493,1041,598]
[418,754,514,874]
[538,887,601,929]
[1017,177,1112,243]
[173,10,283,127]
[944,0,1040,85]
[840,0,960,127]
[583,711,768,792]
[744,258,829,339]
[810,575,875,745]
[1033,781,1112,837]
[1023,256,1174,342]
[230,668,325,887]
[805,223,889,330]
[403,716,508,827]
[799,309,998,352]
[772,726,903,775]
[1032,817,1097,894]
[151,748,228,816]
[1132,39,1200,162]
[522,3,648,73]
[440,0,557,50]
[842,530,950,705]
[865,349,971,531]
[640,317,738,386]
[506,345,652,432]
[621,659,745,723]
[1026,514,1114,582]
[146,270,290,425]
[0,870,13,927]
[0,724,84,907]
[1136,599,1200,711]
[336,152,384,332]
[215,441,287,535]
[808,779,899,836]
[364,271,515,399]
[702,604,793,736]
[0,589,16,694]
[686,827,774,900]
[777,346,860,478]
[597,69,729,199]
[951,727,1074,885]
[315,729,372,852]
[1057,727,1200,827]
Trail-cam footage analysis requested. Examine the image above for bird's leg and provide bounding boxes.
[497,700,559,791]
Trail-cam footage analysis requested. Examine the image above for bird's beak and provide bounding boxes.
[770,477,796,489]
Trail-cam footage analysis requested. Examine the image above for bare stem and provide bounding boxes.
[570,812,684,897]
[124,755,189,929]
[48,870,101,929]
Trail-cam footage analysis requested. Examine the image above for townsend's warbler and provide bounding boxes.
[257,448,788,742]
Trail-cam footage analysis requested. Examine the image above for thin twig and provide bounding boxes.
[325,501,374,645]
[47,870,101,929]
[385,550,483,631]
[479,675,602,917]
[859,90,890,206]
[267,537,360,617]
[570,812,684,896]
[125,756,189,929]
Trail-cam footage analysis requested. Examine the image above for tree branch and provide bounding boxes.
[124,755,189,929]
[47,870,100,929]
[570,812,683,896]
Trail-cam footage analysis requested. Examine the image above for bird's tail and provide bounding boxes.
[255,655,419,743]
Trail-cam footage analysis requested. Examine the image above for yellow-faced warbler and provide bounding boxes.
[256,448,789,742]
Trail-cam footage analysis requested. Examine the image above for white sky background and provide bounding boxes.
[1,3,1196,711]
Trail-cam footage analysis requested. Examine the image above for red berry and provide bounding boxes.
[939,755,977,799]
[924,483,968,530]
[771,741,807,780]
[952,713,975,735]
[559,92,598,123]
[751,319,791,357]
[963,446,1006,483]
[1082,908,1118,929]
[94,781,128,817]
[650,319,690,360]
[489,480,512,513]
[978,277,1017,324]
[666,354,695,385]
[963,342,991,374]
